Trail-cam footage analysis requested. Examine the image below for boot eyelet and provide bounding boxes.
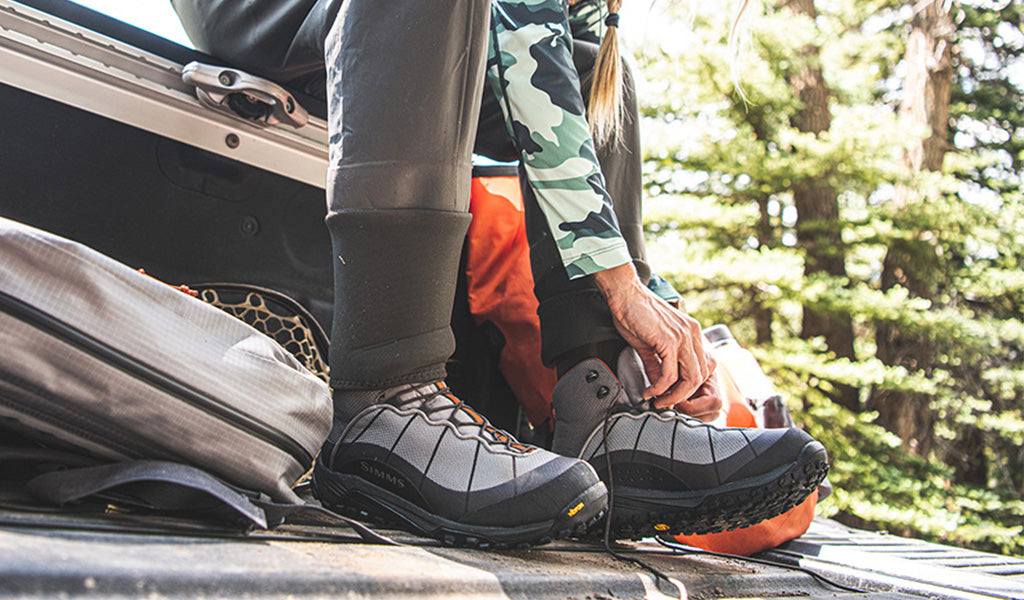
[586,370,599,383]
[597,386,610,399]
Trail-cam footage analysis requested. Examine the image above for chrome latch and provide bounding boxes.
[182,62,308,129]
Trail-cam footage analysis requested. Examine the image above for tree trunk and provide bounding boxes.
[871,0,954,456]
[898,0,954,176]
[783,0,859,411]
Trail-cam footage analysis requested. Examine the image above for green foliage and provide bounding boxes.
[806,382,1024,556]
[633,0,1024,555]
[953,0,1024,176]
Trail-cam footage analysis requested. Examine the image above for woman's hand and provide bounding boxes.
[592,262,717,408]
[672,372,722,421]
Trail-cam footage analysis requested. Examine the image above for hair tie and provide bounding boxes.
[604,12,620,28]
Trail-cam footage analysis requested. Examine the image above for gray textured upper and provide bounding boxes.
[333,382,564,495]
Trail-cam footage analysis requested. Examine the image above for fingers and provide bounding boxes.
[600,269,716,403]
[704,352,718,380]
[636,347,666,398]
[685,320,711,377]
[670,396,721,421]
[647,321,709,401]
[649,376,690,407]
[659,375,723,421]
[649,368,705,408]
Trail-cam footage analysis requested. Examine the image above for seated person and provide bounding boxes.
[172,0,828,547]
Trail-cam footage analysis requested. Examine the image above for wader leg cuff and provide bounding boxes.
[326,209,472,390]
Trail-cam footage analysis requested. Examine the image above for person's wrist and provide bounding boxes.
[592,262,645,312]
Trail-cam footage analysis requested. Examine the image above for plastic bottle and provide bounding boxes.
[703,324,793,428]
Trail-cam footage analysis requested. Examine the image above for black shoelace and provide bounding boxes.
[653,536,866,594]
[599,405,684,599]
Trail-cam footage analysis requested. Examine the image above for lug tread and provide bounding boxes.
[312,465,607,549]
[606,456,829,540]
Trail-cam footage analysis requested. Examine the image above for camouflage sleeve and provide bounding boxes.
[488,0,631,279]
[567,0,606,44]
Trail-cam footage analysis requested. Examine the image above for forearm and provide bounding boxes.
[592,261,647,313]
[487,0,631,279]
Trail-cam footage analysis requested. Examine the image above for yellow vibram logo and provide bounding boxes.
[567,502,585,517]
[653,523,670,531]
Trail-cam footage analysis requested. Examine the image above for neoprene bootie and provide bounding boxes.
[325,209,473,389]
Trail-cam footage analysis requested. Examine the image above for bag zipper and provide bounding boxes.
[0,379,183,462]
[0,289,313,466]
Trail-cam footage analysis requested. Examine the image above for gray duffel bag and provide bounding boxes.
[0,217,384,541]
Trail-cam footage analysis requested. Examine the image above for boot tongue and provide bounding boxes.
[615,348,654,412]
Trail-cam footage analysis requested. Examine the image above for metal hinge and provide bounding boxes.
[182,62,308,129]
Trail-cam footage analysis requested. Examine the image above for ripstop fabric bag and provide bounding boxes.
[0,216,332,514]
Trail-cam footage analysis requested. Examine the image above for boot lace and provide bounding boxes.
[390,381,534,453]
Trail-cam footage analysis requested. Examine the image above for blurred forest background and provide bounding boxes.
[629,0,1023,555]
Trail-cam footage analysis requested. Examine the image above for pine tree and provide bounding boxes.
[632,0,1024,555]
[869,0,954,458]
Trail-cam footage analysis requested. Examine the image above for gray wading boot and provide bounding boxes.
[313,381,608,549]
[551,350,829,539]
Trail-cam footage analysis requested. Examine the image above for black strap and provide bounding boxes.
[26,460,269,527]
[25,460,396,545]
[253,499,396,545]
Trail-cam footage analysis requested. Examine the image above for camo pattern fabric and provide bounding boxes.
[567,0,606,43]
[489,0,631,279]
